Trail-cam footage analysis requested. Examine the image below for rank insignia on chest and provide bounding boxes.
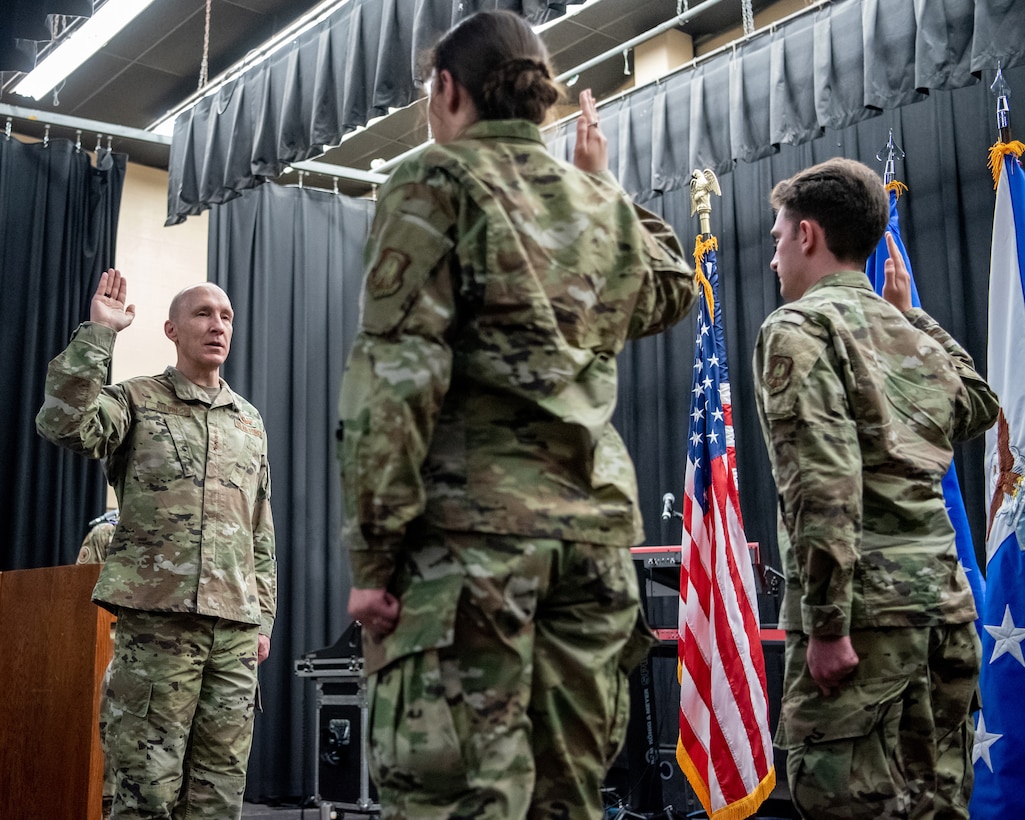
[367,248,410,299]
[766,354,794,394]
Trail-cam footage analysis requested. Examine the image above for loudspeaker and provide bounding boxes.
[655,744,703,816]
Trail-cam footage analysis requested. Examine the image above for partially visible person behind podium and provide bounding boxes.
[338,10,698,819]
[77,509,119,820]
[77,510,117,565]
[36,270,277,820]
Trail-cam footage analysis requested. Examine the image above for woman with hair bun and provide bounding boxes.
[339,10,698,818]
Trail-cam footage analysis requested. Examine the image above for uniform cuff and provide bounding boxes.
[349,548,399,589]
[801,602,850,637]
[73,321,118,352]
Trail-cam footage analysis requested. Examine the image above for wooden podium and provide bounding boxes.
[0,563,115,820]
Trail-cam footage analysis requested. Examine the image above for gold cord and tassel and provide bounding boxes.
[988,140,1025,188]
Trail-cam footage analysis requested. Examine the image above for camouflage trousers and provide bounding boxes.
[366,531,655,819]
[777,623,980,819]
[103,609,260,820]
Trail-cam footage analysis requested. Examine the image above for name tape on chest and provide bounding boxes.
[235,415,264,438]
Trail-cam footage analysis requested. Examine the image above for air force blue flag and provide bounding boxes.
[971,147,1025,814]
[865,188,985,618]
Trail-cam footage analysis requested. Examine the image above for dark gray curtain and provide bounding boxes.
[167,0,585,225]
[168,0,1025,225]
[0,136,126,571]
[208,182,375,801]
[592,63,1025,611]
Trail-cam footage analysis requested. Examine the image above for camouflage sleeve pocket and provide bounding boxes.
[360,205,455,336]
[759,317,828,420]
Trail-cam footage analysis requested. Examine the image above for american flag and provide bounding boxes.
[677,241,775,818]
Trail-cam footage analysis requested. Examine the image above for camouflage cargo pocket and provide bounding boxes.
[368,649,465,792]
[108,665,153,719]
[783,676,909,818]
[367,570,467,789]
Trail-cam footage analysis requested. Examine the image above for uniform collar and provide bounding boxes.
[460,119,545,145]
[164,366,236,408]
[805,269,873,296]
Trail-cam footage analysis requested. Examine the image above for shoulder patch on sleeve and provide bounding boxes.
[765,354,794,394]
[360,183,455,336]
[367,248,410,299]
[757,310,830,418]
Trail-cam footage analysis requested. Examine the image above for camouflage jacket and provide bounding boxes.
[36,322,277,633]
[753,272,999,636]
[339,119,697,588]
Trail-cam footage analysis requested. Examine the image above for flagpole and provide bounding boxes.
[994,63,1012,145]
[986,66,1024,188]
[677,167,775,820]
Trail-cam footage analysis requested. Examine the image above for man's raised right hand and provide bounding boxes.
[91,268,136,331]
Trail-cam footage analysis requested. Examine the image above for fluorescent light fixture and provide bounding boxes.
[11,0,159,101]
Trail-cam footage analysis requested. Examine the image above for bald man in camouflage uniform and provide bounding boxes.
[37,270,276,820]
[339,14,698,818]
[753,158,999,819]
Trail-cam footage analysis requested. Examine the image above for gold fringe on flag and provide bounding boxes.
[677,737,777,820]
[884,180,908,199]
[694,234,718,314]
[988,140,1025,188]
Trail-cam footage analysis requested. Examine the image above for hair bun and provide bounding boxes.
[497,57,551,80]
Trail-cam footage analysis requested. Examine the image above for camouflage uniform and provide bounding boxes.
[78,519,116,564]
[753,271,999,819]
[76,517,117,815]
[36,321,276,820]
[339,119,697,818]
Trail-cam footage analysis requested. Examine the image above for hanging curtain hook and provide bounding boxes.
[332,177,339,196]
[75,129,82,152]
[297,170,305,189]
[95,133,103,153]
[622,48,631,76]
[5,117,11,140]
[106,135,113,152]
[43,125,50,148]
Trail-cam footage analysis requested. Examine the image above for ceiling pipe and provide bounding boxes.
[0,102,170,146]
[0,102,387,188]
